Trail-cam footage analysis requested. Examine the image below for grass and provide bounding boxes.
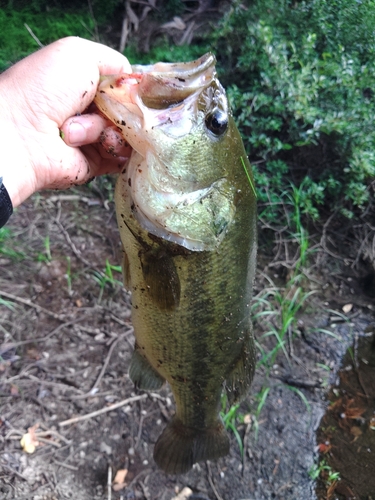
[65,256,72,296]
[36,235,52,263]
[251,386,270,440]
[220,395,244,457]
[0,297,16,311]
[254,279,316,370]
[0,227,25,261]
[254,179,322,370]
[309,459,340,484]
[241,156,257,199]
[92,259,123,302]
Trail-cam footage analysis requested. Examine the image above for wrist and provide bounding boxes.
[0,176,13,228]
[0,118,38,208]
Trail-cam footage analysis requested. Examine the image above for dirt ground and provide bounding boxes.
[1,184,374,500]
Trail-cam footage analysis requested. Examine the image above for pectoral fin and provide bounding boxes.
[129,348,165,391]
[225,327,256,405]
[140,251,180,311]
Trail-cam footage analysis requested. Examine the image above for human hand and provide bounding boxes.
[0,37,132,208]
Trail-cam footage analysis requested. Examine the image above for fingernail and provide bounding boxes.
[68,122,87,145]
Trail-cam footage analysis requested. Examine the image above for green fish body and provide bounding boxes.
[94,53,257,474]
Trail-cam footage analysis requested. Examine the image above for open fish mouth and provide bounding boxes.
[132,52,216,108]
[99,52,216,110]
[95,53,235,252]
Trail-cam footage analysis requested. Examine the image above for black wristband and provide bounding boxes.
[0,177,13,228]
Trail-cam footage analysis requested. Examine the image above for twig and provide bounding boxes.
[135,410,145,450]
[107,465,112,500]
[87,0,100,41]
[148,392,170,403]
[38,426,72,445]
[3,372,84,393]
[54,218,101,272]
[139,480,152,500]
[1,463,28,481]
[242,420,252,476]
[69,390,116,400]
[206,461,224,500]
[119,16,129,53]
[273,375,323,389]
[0,290,64,321]
[6,320,81,348]
[37,436,62,448]
[24,23,43,47]
[89,335,123,394]
[109,313,132,329]
[59,394,148,427]
[54,460,79,471]
[47,194,101,205]
[126,468,152,490]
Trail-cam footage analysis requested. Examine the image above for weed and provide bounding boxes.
[65,256,72,296]
[311,327,343,342]
[0,227,25,261]
[36,235,52,263]
[220,394,244,457]
[251,386,270,440]
[253,178,317,371]
[254,279,316,371]
[92,259,123,302]
[240,156,257,199]
[316,363,332,388]
[309,459,340,484]
[0,297,16,311]
[284,385,311,413]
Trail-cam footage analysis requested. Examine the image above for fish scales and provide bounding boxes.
[94,53,257,474]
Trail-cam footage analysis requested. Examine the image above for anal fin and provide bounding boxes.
[129,348,165,391]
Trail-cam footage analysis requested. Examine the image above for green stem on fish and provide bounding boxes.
[241,156,257,199]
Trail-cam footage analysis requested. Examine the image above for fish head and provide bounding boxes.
[95,53,248,251]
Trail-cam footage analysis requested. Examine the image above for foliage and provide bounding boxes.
[125,39,211,66]
[2,1,375,223]
[0,227,25,260]
[92,259,123,302]
[0,7,95,71]
[309,458,340,484]
[252,182,316,370]
[212,0,375,221]
[220,394,244,457]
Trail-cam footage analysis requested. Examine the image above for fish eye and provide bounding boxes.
[205,110,228,137]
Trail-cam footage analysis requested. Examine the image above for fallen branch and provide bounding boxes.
[0,290,64,321]
[59,394,148,427]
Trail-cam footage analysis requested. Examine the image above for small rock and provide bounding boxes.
[100,442,112,455]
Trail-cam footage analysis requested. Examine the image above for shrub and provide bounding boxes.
[212,0,375,222]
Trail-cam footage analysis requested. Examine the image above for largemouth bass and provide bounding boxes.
[94,53,257,474]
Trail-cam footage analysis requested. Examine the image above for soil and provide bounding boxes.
[317,331,375,499]
[1,185,374,500]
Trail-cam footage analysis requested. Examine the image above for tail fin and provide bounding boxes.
[153,416,229,475]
